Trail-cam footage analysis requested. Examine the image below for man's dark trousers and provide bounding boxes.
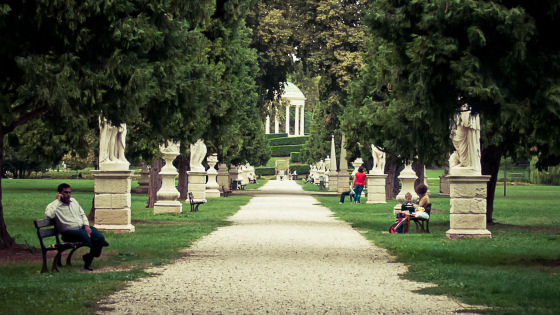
[61,226,108,260]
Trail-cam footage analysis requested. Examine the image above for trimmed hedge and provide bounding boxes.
[290,152,301,163]
[271,144,303,156]
[265,133,288,139]
[269,136,309,146]
[255,167,275,176]
[290,164,310,175]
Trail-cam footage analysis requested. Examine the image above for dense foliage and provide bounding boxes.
[342,0,560,221]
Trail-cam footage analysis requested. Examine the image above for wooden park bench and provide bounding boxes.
[221,186,232,197]
[410,203,432,233]
[34,218,88,273]
[188,192,204,212]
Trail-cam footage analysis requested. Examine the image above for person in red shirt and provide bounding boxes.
[353,167,366,203]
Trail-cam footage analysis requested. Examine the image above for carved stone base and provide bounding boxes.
[366,174,387,204]
[93,224,136,233]
[446,229,492,239]
[337,174,350,193]
[188,171,207,203]
[92,170,134,233]
[446,175,492,239]
[439,175,450,196]
[328,172,338,192]
[154,201,182,214]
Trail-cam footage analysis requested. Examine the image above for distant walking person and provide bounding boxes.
[353,167,366,203]
[45,183,109,271]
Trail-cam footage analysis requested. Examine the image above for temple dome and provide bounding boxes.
[281,82,306,102]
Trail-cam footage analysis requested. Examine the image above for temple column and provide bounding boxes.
[294,105,300,136]
[300,105,305,135]
[274,107,279,133]
[265,114,270,134]
[285,104,290,135]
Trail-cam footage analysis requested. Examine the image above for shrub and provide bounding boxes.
[255,167,275,176]
[290,152,301,163]
[269,136,309,146]
[270,144,303,156]
[530,157,560,185]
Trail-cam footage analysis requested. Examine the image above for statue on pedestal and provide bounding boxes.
[449,105,481,175]
[99,117,128,169]
[190,139,207,172]
[370,145,386,174]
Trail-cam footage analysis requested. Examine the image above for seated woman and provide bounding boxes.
[413,184,430,220]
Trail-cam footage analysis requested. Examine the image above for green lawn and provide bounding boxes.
[0,179,251,314]
[299,181,560,315]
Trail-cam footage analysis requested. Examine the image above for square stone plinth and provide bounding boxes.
[367,174,387,204]
[447,175,491,239]
[188,171,207,202]
[92,170,135,233]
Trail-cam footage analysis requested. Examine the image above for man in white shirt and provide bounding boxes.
[45,183,108,271]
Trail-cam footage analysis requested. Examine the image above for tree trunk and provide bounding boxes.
[384,158,398,200]
[0,136,16,249]
[146,159,163,208]
[177,155,189,200]
[412,160,425,190]
[481,145,502,224]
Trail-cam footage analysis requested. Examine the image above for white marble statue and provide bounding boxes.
[99,117,128,165]
[370,145,386,174]
[190,139,207,172]
[449,105,481,175]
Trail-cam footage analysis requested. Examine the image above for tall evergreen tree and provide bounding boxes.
[0,0,214,248]
[343,0,560,222]
[293,0,369,164]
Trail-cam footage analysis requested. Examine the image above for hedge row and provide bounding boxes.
[270,144,303,156]
[290,164,310,175]
[290,152,301,163]
[255,167,276,176]
[265,133,288,140]
[269,136,309,146]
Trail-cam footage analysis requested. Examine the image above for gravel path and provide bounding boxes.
[98,180,480,314]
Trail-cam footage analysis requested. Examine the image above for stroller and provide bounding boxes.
[389,214,413,233]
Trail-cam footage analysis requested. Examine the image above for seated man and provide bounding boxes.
[45,183,109,271]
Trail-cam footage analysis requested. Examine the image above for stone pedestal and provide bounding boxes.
[188,171,207,202]
[205,154,220,198]
[337,173,350,193]
[394,165,418,212]
[217,163,230,191]
[133,164,150,194]
[92,170,135,232]
[367,174,387,204]
[154,146,181,214]
[228,166,238,189]
[446,175,492,239]
[328,171,338,192]
[439,175,450,196]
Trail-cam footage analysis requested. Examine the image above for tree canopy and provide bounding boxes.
[342,0,560,221]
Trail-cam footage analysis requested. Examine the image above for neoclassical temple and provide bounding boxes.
[265,82,306,137]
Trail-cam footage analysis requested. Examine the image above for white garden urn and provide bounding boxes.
[205,153,220,198]
[394,162,418,212]
[154,141,182,214]
[352,158,364,176]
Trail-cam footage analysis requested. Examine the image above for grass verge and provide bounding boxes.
[300,181,560,315]
[1,179,251,314]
